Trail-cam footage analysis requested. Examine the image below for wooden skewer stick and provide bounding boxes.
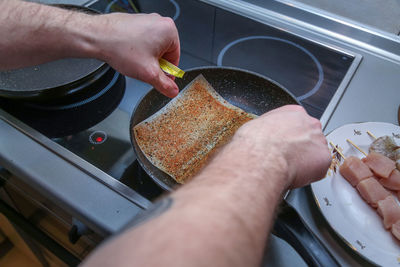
[346,139,367,156]
[329,141,346,160]
[367,131,377,139]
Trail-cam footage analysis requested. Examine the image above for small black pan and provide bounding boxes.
[130,66,339,267]
[0,5,106,103]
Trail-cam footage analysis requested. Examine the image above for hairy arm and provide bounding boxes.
[82,105,331,267]
[0,0,180,97]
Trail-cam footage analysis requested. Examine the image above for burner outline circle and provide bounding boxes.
[170,0,180,21]
[217,36,324,101]
[105,0,180,21]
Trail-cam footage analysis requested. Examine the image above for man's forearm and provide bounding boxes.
[0,0,181,97]
[170,139,290,266]
[0,0,98,70]
[82,139,289,267]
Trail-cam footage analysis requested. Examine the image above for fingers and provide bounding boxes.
[261,104,305,118]
[146,16,180,98]
[147,64,179,98]
[310,117,331,180]
[316,139,332,178]
[311,117,322,130]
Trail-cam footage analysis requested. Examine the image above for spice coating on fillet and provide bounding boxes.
[133,75,256,184]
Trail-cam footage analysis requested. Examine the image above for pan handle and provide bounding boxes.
[273,200,340,267]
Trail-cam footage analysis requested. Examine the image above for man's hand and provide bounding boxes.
[233,105,331,189]
[0,1,180,98]
[92,13,180,98]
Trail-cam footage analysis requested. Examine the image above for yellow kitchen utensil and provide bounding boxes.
[159,58,185,78]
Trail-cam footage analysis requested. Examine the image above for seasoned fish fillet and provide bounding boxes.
[133,74,257,184]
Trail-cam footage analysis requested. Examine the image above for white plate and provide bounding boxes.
[311,122,400,266]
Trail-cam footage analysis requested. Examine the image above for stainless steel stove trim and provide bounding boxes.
[84,0,98,7]
[199,0,400,63]
[320,54,362,128]
[0,109,152,235]
[274,0,400,42]
[0,110,151,209]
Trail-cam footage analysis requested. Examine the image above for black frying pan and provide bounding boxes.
[131,66,298,190]
[130,66,339,267]
[0,5,106,103]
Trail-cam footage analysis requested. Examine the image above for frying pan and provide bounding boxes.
[130,66,339,266]
[0,4,107,103]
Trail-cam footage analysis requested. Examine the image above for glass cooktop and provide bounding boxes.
[90,0,358,118]
[4,0,361,199]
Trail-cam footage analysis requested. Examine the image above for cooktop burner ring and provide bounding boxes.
[105,0,180,20]
[217,36,324,101]
[168,0,180,20]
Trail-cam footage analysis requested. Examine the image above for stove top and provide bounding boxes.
[0,69,125,137]
[1,0,360,201]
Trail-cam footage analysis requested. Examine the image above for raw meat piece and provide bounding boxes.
[369,136,399,160]
[362,152,396,178]
[356,177,391,208]
[377,196,400,229]
[369,135,400,171]
[391,220,400,241]
[379,169,400,191]
[339,156,373,186]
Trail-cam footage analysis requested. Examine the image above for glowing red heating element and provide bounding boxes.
[89,131,107,145]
